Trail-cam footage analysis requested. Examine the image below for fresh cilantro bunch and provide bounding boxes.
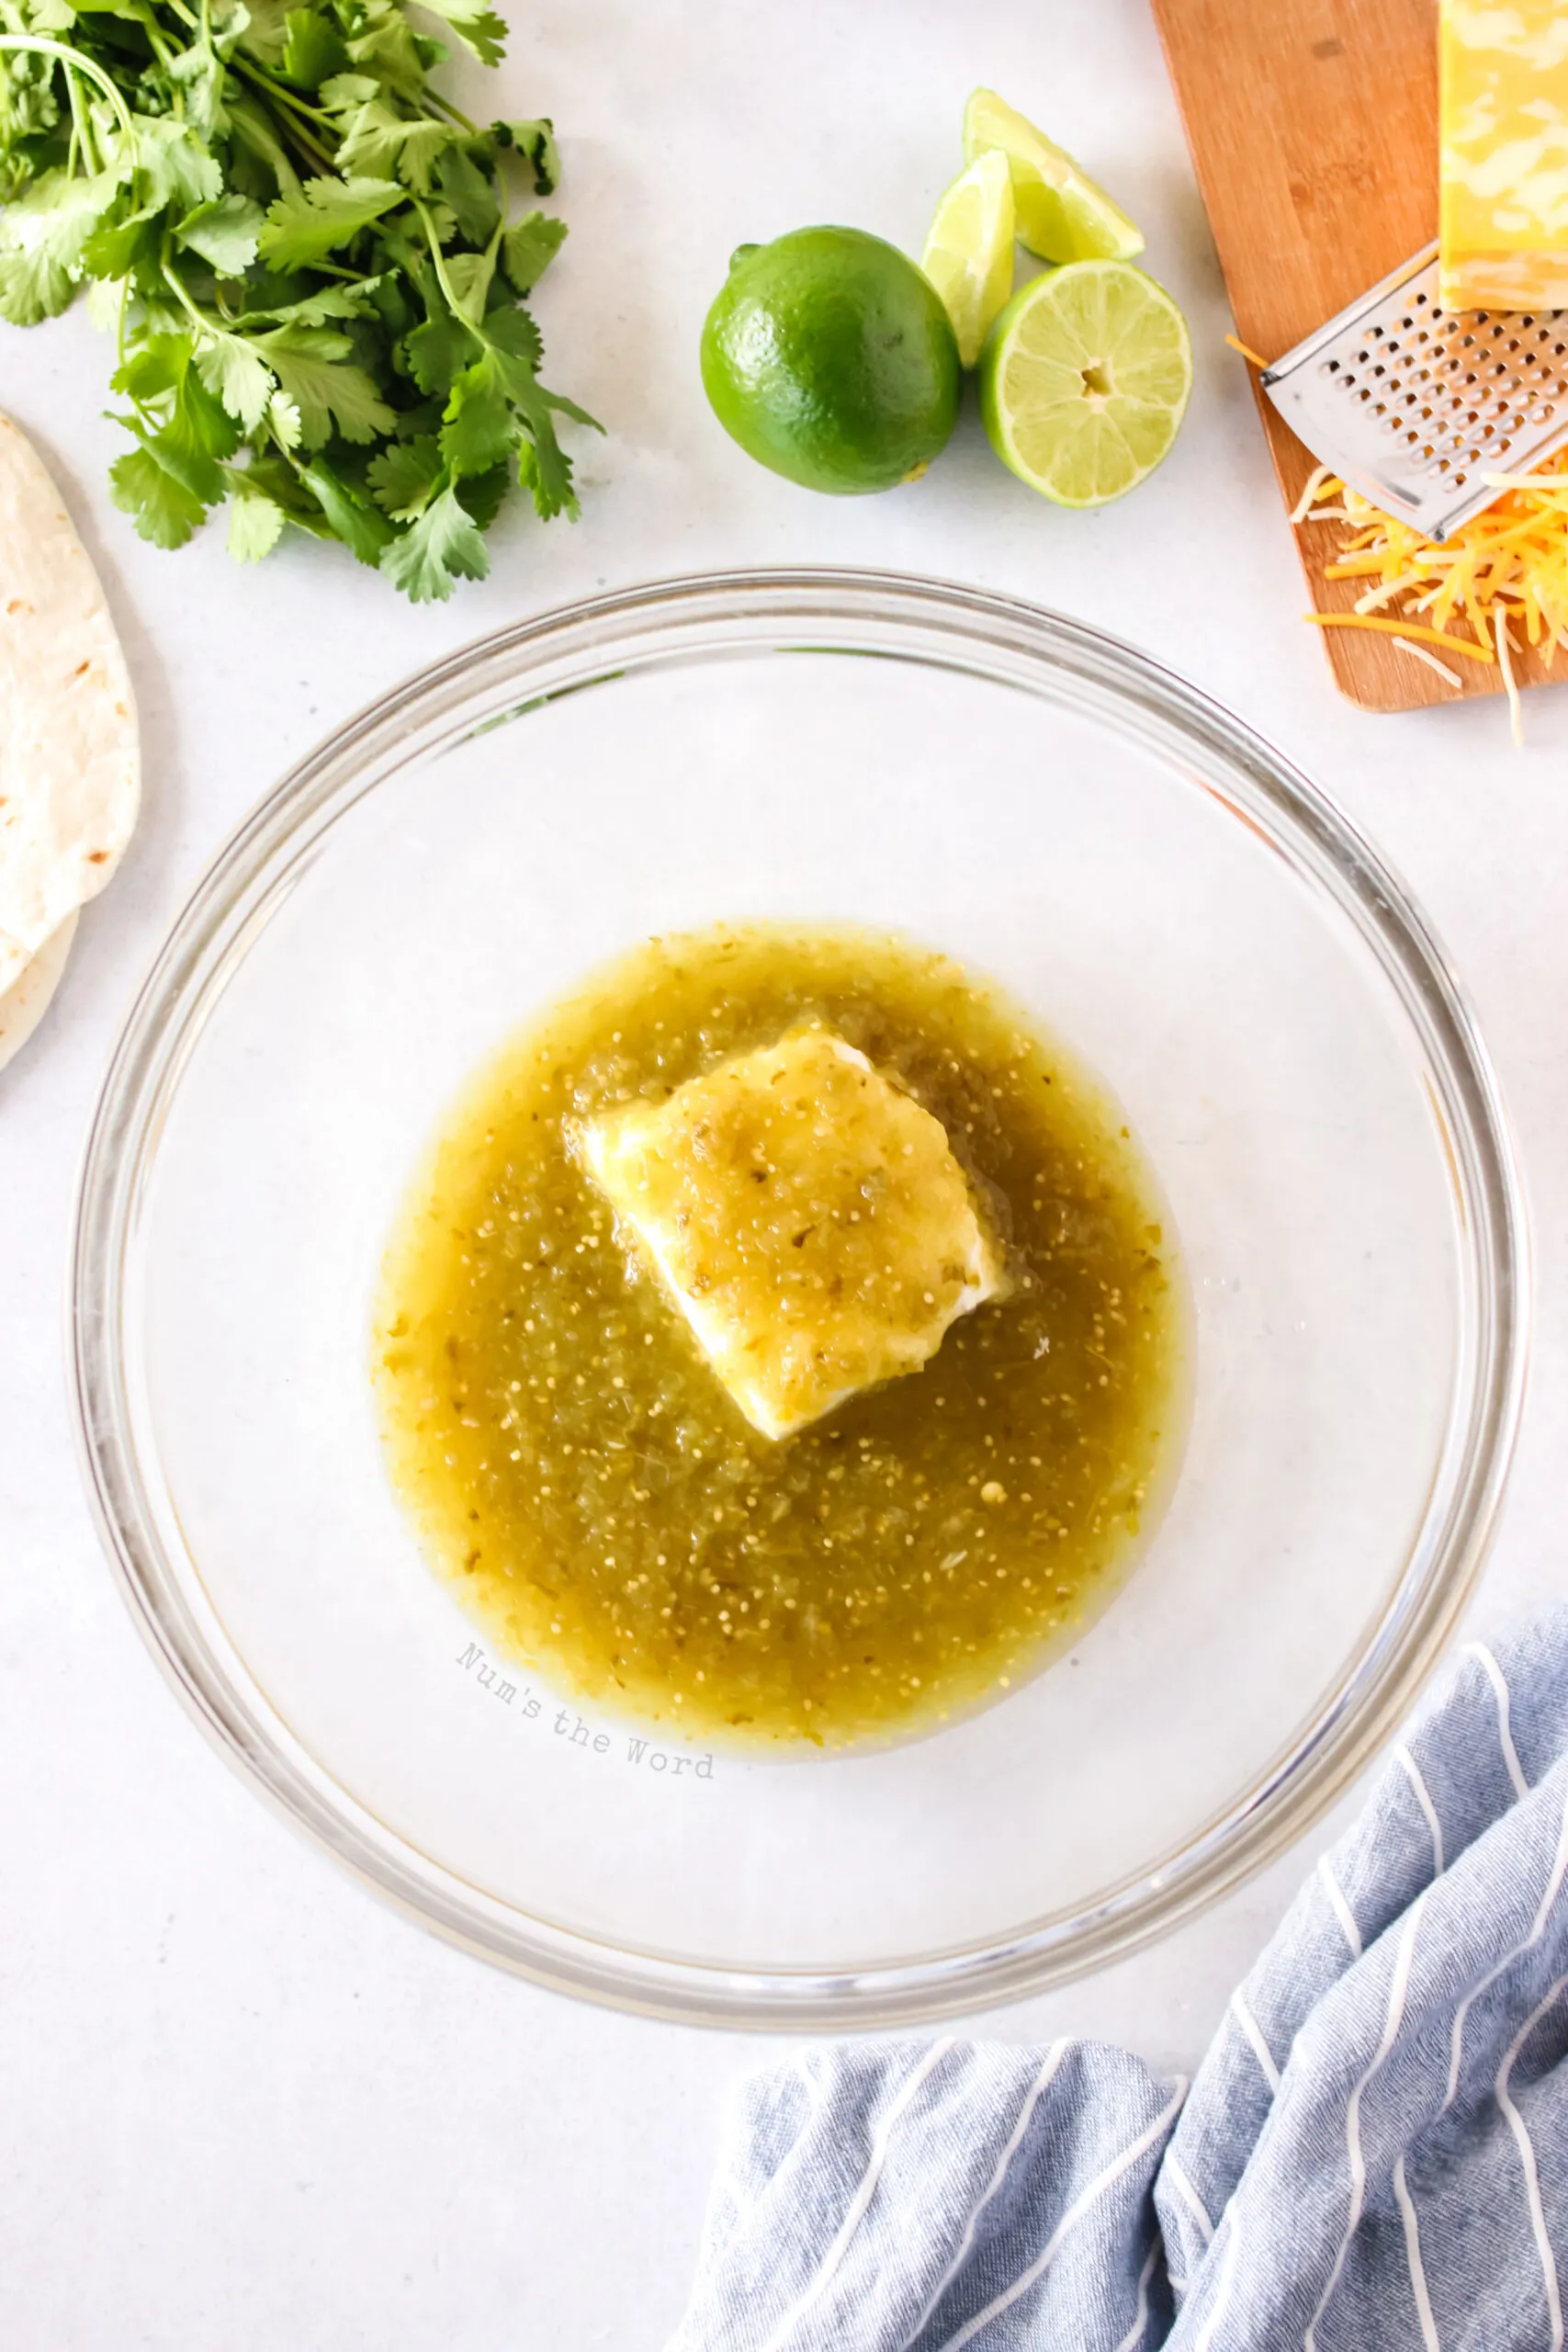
[0,0,596,597]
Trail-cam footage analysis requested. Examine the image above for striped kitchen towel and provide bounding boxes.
[669,1606,1568,2350]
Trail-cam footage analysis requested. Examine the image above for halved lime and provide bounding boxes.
[964,87,1144,266]
[919,149,1016,368]
[979,260,1191,507]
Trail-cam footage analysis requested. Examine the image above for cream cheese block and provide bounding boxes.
[578,1026,1007,1438]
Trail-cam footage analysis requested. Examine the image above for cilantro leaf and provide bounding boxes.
[454,459,508,529]
[299,457,395,563]
[262,324,398,444]
[318,72,381,109]
[495,118,559,196]
[256,175,404,269]
[151,375,241,503]
[513,412,578,522]
[166,40,227,144]
[367,431,443,517]
[268,388,305,450]
[538,385,603,433]
[0,240,75,324]
[130,114,225,210]
[501,211,566,295]
[438,346,512,476]
[403,304,481,395]
[441,243,494,323]
[378,476,488,599]
[431,142,497,244]
[481,302,543,370]
[334,97,455,193]
[80,205,164,283]
[175,192,265,271]
[192,329,277,431]
[238,278,386,327]
[281,7,349,88]
[344,0,427,100]
[235,0,293,67]
[112,332,194,404]
[411,0,505,66]
[0,164,123,323]
[108,444,209,548]
[225,477,288,561]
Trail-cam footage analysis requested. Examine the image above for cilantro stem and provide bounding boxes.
[412,195,464,317]
[161,252,213,333]
[233,60,337,133]
[425,88,479,133]
[227,61,337,169]
[0,34,135,145]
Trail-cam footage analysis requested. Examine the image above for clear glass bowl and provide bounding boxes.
[71,570,1529,2028]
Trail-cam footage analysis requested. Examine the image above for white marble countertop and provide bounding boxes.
[5,2,1567,2343]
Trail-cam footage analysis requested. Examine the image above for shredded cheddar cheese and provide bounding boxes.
[1295,447,1568,734]
[1391,638,1464,690]
[1224,333,1269,369]
[1302,612,1496,662]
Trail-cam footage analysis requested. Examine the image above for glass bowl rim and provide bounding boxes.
[69,565,1530,2029]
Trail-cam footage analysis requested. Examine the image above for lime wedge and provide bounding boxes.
[919,149,1016,368]
[964,87,1144,266]
[979,260,1191,506]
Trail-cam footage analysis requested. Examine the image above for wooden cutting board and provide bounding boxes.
[1149,0,1549,714]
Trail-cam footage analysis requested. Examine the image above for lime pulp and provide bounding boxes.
[919,149,1016,368]
[964,87,1144,266]
[979,260,1191,507]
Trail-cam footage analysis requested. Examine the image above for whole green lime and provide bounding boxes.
[701,227,962,495]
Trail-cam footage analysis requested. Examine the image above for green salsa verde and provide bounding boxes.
[373,925,1188,1750]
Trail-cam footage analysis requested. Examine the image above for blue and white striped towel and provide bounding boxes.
[670,1607,1568,2350]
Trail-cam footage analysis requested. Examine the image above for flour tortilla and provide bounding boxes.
[0,415,140,998]
[0,910,76,1075]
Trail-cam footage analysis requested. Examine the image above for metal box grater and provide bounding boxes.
[1260,241,1568,541]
